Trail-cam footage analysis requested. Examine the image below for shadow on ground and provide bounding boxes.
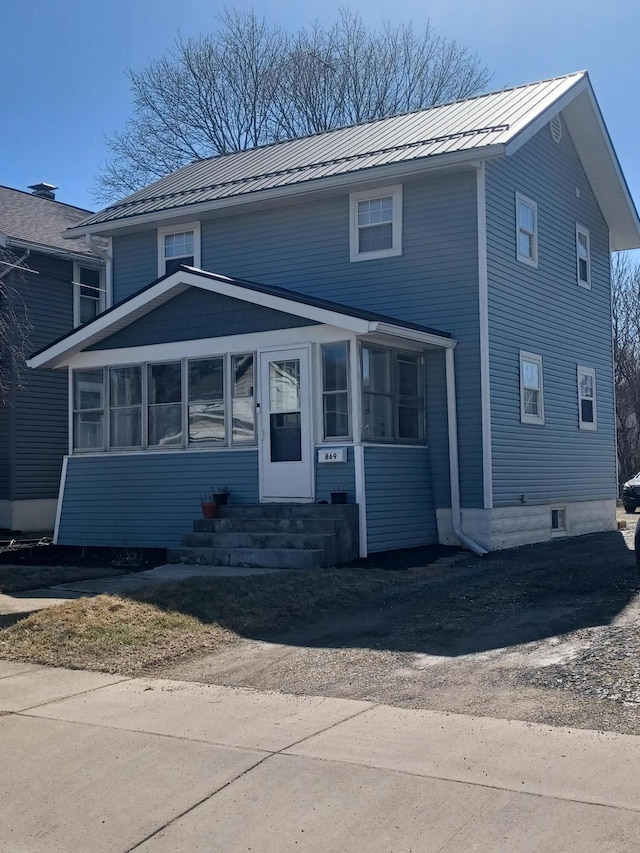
[132,530,639,659]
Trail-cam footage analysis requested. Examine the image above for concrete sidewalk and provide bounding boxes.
[0,661,639,851]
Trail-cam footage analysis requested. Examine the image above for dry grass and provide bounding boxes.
[0,565,435,675]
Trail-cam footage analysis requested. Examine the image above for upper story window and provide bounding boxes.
[577,365,597,430]
[350,185,402,262]
[576,224,591,289]
[516,193,538,267]
[157,222,201,276]
[73,263,105,327]
[520,351,544,425]
[361,344,424,442]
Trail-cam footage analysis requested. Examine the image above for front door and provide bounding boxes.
[259,347,313,500]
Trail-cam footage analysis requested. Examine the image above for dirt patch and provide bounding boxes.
[158,531,640,735]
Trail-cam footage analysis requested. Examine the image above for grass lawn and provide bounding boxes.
[0,565,443,674]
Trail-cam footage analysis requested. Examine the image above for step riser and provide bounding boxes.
[217,504,355,519]
[194,518,338,535]
[183,532,333,550]
[168,547,323,570]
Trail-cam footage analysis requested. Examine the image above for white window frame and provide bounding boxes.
[576,224,591,289]
[349,185,403,262]
[157,221,201,277]
[520,351,545,425]
[577,365,597,431]
[515,193,538,267]
[73,262,105,328]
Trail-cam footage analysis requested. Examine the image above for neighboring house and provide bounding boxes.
[29,71,640,556]
[0,184,105,532]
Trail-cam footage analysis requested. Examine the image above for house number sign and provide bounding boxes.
[317,447,347,463]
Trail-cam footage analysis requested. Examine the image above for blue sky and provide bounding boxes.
[2,0,640,216]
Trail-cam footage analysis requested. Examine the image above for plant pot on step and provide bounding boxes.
[200,501,218,519]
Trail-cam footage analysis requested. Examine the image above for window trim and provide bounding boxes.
[577,365,597,431]
[576,223,591,289]
[515,193,538,267]
[349,185,403,262]
[157,221,201,277]
[520,351,545,425]
[73,262,105,328]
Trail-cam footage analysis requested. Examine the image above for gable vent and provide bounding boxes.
[550,115,562,143]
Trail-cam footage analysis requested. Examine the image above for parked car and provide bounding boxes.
[634,517,640,570]
[621,474,640,513]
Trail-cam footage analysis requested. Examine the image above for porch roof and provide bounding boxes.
[28,265,455,369]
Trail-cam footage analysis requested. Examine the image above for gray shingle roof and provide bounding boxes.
[0,185,96,257]
[76,72,586,229]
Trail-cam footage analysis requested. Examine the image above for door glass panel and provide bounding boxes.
[269,360,300,412]
[269,359,302,462]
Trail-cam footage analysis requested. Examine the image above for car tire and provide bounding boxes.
[624,501,637,513]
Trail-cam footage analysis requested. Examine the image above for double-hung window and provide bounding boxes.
[321,342,350,439]
[73,263,104,327]
[520,351,544,425]
[576,224,591,288]
[516,193,538,267]
[350,185,402,262]
[577,365,597,430]
[109,366,142,448]
[361,345,424,442]
[188,357,225,444]
[148,362,183,446]
[157,222,201,276]
[73,369,105,450]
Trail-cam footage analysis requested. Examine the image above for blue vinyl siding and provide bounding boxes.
[57,450,259,547]
[364,445,437,551]
[111,169,482,507]
[425,348,451,508]
[89,289,317,350]
[486,118,616,506]
[112,230,158,304]
[314,446,355,503]
[11,254,74,500]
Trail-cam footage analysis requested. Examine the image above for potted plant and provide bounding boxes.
[200,486,229,518]
[211,485,229,506]
[330,485,348,505]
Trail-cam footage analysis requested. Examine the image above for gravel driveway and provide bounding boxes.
[159,513,640,735]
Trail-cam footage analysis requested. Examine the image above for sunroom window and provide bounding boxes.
[361,345,424,442]
[321,342,350,439]
[72,354,255,452]
[73,369,105,450]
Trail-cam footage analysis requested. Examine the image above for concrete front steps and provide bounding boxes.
[168,503,359,570]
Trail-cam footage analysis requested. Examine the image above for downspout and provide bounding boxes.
[445,346,487,556]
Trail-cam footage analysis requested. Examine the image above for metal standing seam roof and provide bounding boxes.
[0,185,96,257]
[75,72,586,229]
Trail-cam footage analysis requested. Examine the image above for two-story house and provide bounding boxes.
[0,184,105,533]
[28,72,640,561]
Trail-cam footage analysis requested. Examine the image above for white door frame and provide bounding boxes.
[258,344,314,501]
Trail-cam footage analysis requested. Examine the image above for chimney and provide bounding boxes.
[28,182,58,200]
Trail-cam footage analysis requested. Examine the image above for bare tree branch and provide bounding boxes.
[0,249,33,404]
[94,8,491,202]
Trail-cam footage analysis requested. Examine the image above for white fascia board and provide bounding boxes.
[370,322,456,349]
[503,74,588,156]
[27,269,377,369]
[64,147,501,239]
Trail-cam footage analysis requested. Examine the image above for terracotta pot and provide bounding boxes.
[201,501,218,518]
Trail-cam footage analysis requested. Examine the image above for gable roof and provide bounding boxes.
[28,265,454,369]
[68,71,640,249]
[0,185,97,259]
